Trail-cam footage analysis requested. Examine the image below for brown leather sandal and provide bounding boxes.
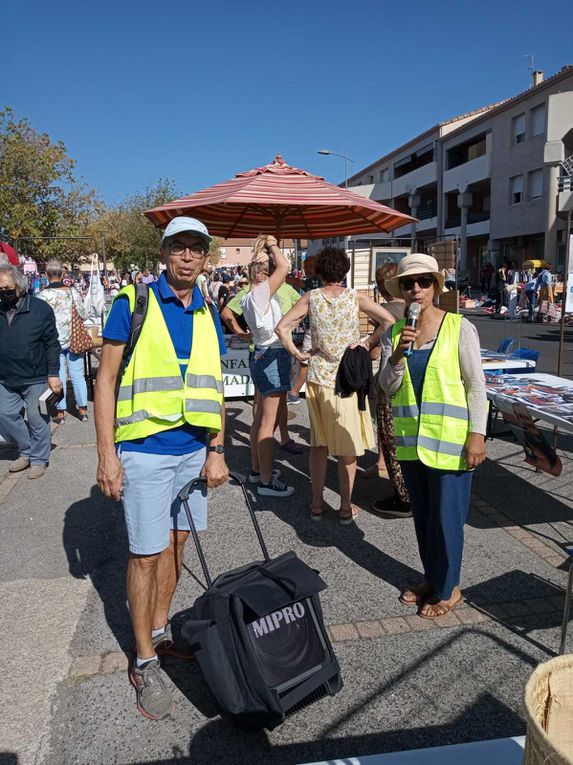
[418,593,464,620]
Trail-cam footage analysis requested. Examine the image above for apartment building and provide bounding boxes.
[219,238,303,267]
[312,66,573,284]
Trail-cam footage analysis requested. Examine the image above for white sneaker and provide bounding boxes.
[257,478,295,497]
[248,468,281,484]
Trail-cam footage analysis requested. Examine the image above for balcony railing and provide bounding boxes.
[445,210,490,228]
[559,176,573,192]
[468,210,490,224]
[416,201,438,220]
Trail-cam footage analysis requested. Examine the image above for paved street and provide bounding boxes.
[1,394,572,765]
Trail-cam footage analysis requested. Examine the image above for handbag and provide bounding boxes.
[69,290,94,354]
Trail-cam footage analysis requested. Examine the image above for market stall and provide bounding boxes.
[485,372,573,475]
[485,373,573,434]
[480,349,537,374]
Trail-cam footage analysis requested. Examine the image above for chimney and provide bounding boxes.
[532,70,544,87]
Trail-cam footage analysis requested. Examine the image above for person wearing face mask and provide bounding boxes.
[0,264,63,479]
[379,254,487,620]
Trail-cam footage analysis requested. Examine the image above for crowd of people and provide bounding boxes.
[481,259,559,320]
[1,221,488,720]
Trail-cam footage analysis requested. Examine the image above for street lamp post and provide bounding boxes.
[317,148,355,191]
[317,149,356,282]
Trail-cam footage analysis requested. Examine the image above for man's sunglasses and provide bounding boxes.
[399,276,435,291]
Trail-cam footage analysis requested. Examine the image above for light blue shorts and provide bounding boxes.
[119,447,207,555]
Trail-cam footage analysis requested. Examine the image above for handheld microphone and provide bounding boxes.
[403,302,421,357]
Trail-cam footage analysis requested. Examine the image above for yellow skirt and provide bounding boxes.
[306,381,375,457]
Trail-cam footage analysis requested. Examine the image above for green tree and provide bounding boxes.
[0,107,97,259]
[89,178,180,273]
[209,236,223,266]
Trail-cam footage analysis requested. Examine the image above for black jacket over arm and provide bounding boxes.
[334,345,373,411]
[0,294,61,387]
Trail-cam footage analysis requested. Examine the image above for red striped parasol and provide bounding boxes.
[144,155,414,238]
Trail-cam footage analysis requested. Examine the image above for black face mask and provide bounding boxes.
[0,289,19,309]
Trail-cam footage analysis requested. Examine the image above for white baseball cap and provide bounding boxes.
[162,216,212,247]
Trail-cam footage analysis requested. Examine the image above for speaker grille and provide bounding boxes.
[246,598,327,690]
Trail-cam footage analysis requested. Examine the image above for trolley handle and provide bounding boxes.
[177,471,271,589]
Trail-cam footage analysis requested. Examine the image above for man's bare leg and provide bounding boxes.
[127,553,160,660]
[153,529,189,630]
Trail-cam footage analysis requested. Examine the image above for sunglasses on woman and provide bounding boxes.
[399,276,435,291]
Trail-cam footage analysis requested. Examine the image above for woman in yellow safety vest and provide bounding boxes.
[379,254,487,620]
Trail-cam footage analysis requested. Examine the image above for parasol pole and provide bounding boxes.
[557,207,571,379]
[552,206,571,450]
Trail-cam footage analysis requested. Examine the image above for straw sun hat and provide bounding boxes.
[384,253,446,298]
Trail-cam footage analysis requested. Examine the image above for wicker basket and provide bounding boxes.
[523,655,573,765]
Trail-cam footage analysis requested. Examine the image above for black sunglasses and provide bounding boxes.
[399,275,435,291]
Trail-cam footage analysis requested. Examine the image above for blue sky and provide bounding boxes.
[3,0,572,205]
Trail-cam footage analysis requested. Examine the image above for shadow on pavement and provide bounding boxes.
[63,484,133,652]
[224,421,420,590]
[471,453,573,531]
[465,570,566,657]
[123,631,530,764]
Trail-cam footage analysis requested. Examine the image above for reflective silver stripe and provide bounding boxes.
[115,410,182,427]
[117,387,133,402]
[186,373,224,394]
[418,436,465,457]
[395,435,465,457]
[185,399,222,415]
[117,376,183,401]
[393,405,419,418]
[395,436,418,448]
[420,402,468,420]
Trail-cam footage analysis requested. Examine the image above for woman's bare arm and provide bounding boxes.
[276,292,311,360]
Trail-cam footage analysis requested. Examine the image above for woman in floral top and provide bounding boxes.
[277,247,394,522]
[38,260,89,423]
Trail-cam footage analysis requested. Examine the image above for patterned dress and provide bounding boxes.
[306,288,374,456]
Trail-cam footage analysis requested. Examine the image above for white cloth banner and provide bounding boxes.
[84,254,105,321]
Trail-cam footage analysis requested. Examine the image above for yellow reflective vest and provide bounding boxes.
[113,286,223,443]
[391,312,470,471]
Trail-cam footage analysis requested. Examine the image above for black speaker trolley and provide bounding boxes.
[178,471,342,730]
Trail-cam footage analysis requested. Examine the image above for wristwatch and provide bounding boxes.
[208,445,225,454]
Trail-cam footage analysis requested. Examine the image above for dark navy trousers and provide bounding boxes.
[400,460,473,600]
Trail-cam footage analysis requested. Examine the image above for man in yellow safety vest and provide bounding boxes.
[95,216,228,720]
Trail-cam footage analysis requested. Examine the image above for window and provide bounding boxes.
[510,175,524,204]
[529,169,543,199]
[531,104,545,137]
[368,174,374,184]
[379,168,389,183]
[512,114,526,144]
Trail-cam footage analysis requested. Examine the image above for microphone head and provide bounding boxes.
[408,302,421,319]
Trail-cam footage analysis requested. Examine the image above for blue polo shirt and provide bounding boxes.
[104,273,227,455]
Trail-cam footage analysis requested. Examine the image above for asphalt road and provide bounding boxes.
[462,311,573,379]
